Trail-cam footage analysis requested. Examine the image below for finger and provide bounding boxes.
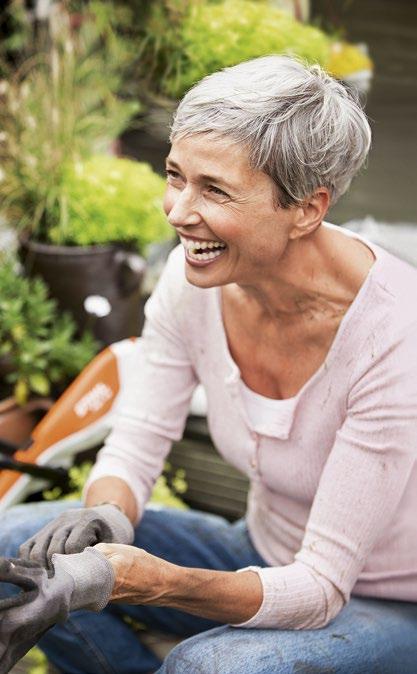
[18,520,56,560]
[18,537,36,560]
[0,557,12,575]
[0,586,38,611]
[9,557,41,569]
[65,521,101,554]
[26,533,54,567]
[0,559,39,590]
[0,559,42,610]
[45,529,71,567]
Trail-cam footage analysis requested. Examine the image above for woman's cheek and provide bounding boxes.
[163,187,174,216]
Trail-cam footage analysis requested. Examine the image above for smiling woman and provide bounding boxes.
[1,56,417,674]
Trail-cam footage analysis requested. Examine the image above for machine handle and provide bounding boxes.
[0,453,70,486]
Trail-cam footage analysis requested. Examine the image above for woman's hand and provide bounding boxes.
[19,505,134,569]
[94,543,172,605]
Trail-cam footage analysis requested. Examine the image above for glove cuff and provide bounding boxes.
[92,504,135,545]
[52,547,115,612]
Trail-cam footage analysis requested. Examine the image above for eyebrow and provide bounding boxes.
[166,158,236,191]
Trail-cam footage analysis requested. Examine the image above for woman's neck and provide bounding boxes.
[233,224,375,328]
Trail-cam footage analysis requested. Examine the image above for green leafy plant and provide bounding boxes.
[0,258,98,403]
[162,0,332,98]
[132,0,198,98]
[43,461,188,510]
[0,1,32,62]
[19,646,48,674]
[47,155,173,252]
[0,5,139,243]
[116,0,372,100]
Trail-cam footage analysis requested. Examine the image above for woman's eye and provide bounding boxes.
[165,171,228,198]
[208,185,228,197]
[165,169,180,179]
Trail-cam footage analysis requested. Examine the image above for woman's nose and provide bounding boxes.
[166,188,202,228]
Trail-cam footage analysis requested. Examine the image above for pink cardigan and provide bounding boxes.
[84,223,417,629]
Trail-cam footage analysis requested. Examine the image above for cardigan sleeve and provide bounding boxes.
[83,246,198,521]
[233,320,417,630]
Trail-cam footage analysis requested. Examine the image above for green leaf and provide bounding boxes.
[28,373,51,396]
[14,379,29,405]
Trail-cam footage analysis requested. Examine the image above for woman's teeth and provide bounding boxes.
[180,237,227,261]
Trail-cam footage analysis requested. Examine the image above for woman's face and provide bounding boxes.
[163,133,301,289]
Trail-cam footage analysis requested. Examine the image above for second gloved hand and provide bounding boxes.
[0,548,115,674]
[19,504,134,568]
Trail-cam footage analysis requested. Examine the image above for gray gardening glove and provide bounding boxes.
[19,504,134,569]
[0,548,114,674]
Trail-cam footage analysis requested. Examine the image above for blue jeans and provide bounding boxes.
[0,501,416,674]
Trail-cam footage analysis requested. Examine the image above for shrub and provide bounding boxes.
[0,7,139,241]
[47,155,173,253]
[133,0,372,100]
[0,258,98,403]
[43,461,188,510]
[154,0,332,98]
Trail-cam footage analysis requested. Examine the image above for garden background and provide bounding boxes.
[0,1,416,672]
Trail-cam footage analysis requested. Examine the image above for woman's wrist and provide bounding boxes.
[94,500,125,514]
[84,476,139,525]
[163,564,263,624]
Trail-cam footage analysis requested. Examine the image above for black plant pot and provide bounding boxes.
[20,239,146,346]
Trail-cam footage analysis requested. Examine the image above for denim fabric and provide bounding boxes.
[1,500,417,674]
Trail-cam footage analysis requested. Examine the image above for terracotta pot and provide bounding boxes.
[20,238,146,345]
[0,397,53,451]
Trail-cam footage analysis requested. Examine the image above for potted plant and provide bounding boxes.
[162,0,373,97]
[0,254,98,452]
[0,5,173,344]
[20,154,172,343]
[112,0,372,140]
[0,256,98,403]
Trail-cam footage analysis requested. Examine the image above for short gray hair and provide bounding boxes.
[170,55,372,208]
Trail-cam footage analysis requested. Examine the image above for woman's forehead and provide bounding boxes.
[168,134,255,181]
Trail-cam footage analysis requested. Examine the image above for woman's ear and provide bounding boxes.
[289,188,330,240]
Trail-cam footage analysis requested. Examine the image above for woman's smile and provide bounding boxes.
[179,235,228,266]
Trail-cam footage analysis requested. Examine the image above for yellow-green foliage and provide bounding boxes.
[163,0,332,98]
[43,461,188,510]
[20,646,48,674]
[47,156,172,253]
[0,10,139,241]
[138,0,373,100]
[326,42,373,79]
[150,465,188,510]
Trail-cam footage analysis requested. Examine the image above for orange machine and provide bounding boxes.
[0,338,139,512]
